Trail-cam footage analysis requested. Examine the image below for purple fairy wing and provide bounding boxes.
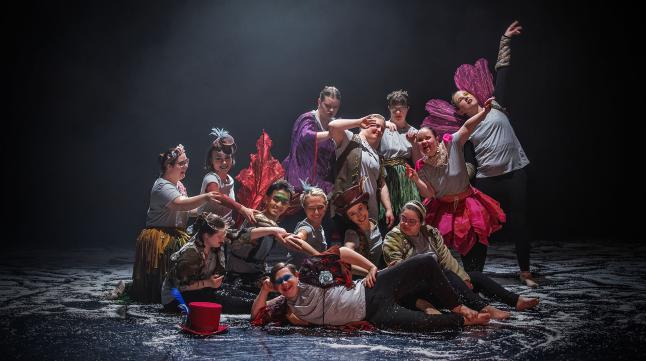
[454,58,494,105]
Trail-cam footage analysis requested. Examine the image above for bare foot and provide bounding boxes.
[482,305,511,320]
[416,299,441,315]
[463,312,491,326]
[451,304,479,320]
[520,271,539,288]
[516,296,539,311]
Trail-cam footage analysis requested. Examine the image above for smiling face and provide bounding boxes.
[361,116,385,144]
[264,189,291,220]
[345,202,369,228]
[398,208,422,237]
[274,267,299,299]
[303,195,327,226]
[415,127,438,156]
[211,150,233,178]
[165,152,189,181]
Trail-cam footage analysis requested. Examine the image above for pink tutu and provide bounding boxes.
[424,187,506,256]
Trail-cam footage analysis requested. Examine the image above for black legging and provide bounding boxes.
[163,283,256,314]
[469,271,519,307]
[401,269,487,311]
[364,253,464,332]
[475,168,531,272]
[401,270,519,311]
[461,241,488,272]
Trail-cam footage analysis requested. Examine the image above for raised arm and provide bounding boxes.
[328,116,376,145]
[456,98,494,145]
[251,278,277,320]
[315,131,330,143]
[407,129,424,164]
[494,21,522,106]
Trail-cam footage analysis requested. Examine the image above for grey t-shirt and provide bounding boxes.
[287,281,366,326]
[145,178,189,228]
[289,219,328,266]
[344,221,383,266]
[407,233,437,260]
[336,130,381,219]
[200,172,235,222]
[379,125,416,159]
[417,132,470,198]
[469,108,530,178]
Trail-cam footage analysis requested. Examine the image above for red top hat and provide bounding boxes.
[180,302,229,336]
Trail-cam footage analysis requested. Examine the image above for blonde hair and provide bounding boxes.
[300,187,328,207]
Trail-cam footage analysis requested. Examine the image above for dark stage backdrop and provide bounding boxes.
[8,0,637,248]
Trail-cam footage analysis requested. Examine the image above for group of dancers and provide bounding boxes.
[128,21,540,332]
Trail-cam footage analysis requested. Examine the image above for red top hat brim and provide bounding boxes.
[180,323,229,336]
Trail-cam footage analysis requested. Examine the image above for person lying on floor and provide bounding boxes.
[250,245,490,331]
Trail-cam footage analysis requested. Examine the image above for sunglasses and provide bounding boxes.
[273,274,293,285]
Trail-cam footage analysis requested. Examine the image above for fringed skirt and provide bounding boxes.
[424,187,505,256]
[380,158,421,221]
[131,227,189,303]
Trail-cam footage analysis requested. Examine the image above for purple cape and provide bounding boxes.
[282,111,336,193]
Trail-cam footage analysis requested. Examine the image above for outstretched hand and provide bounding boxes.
[505,20,522,38]
[205,191,222,205]
[273,228,303,251]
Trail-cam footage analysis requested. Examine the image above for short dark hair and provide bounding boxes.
[266,179,295,197]
[319,86,341,101]
[386,89,409,107]
[270,262,298,283]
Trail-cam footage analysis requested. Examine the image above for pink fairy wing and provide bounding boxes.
[422,99,463,138]
[454,58,494,105]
